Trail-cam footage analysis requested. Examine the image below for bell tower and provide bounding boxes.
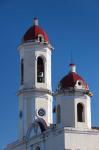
[17,18,53,138]
[55,64,92,129]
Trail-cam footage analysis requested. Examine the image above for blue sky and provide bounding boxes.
[0,0,99,149]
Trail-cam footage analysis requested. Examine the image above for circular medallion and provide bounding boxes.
[38,108,46,117]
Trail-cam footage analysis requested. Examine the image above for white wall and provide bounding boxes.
[64,128,99,149]
[55,91,91,129]
[18,42,53,138]
[18,42,52,91]
[6,127,99,150]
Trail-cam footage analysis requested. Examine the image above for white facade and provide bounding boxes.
[6,127,99,150]
[5,19,99,150]
[17,41,53,138]
[55,91,91,129]
[18,42,52,90]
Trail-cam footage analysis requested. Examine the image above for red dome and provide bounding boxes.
[23,18,49,43]
[59,64,89,90]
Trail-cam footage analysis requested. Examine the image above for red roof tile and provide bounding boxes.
[23,25,48,42]
[60,72,89,90]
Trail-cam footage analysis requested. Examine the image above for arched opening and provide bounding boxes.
[57,105,61,124]
[21,59,24,85]
[77,103,85,122]
[30,145,33,150]
[26,119,47,141]
[19,111,23,119]
[36,146,40,150]
[38,35,44,42]
[37,57,45,83]
[35,118,47,132]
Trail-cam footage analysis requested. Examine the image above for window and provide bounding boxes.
[19,111,23,119]
[39,36,42,42]
[30,144,33,150]
[77,103,85,122]
[36,146,40,150]
[57,105,61,124]
[37,57,44,83]
[38,35,44,42]
[21,59,24,85]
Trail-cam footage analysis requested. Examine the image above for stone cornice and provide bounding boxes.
[17,87,52,96]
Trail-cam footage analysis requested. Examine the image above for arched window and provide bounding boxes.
[38,35,44,42]
[77,103,85,122]
[37,57,45,83]
[30,145,33,150]
[36,146,40,150]
[57,105,61,124]
[21,59,24,85]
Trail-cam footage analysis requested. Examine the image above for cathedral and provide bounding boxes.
[5,18,99,150]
